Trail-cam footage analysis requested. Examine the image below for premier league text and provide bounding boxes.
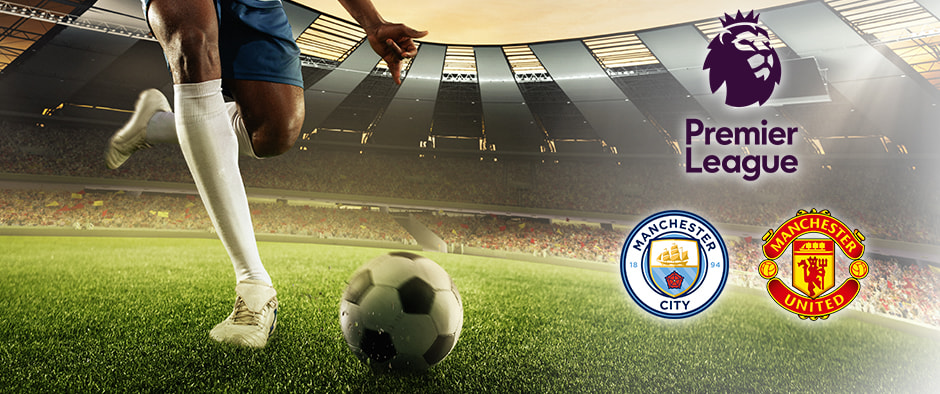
[685,118,799,181]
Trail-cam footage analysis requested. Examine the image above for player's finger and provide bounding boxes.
[388,58,403,85]
[406,27,429,39]
[386,38,405,57]
[400,40,418,58]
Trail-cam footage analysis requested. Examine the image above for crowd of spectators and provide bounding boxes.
[0,189,208,230]
[250,203,413,243]
[414,212,626,262]
[1,120,937,245]
[0,189,414,243]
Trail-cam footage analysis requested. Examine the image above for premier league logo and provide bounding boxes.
[703,10,782,107]
[621,211,729,319]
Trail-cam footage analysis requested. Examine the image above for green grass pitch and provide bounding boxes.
[0,236,937,392]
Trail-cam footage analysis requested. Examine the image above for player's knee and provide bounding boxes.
[164,28,219,81]
[250,112,303,158]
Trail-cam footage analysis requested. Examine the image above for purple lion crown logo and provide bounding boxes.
[703,10,781,107]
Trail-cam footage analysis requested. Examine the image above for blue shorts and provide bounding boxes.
[142,0,303,88]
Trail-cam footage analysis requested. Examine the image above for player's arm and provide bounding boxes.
[338,0,428,84]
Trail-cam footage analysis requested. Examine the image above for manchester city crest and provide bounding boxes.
[621,210,729,319]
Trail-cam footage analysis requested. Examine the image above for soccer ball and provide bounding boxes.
[339,252,463,372]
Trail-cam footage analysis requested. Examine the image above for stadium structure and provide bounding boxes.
[3,0,940,156]
[0,0,939,391]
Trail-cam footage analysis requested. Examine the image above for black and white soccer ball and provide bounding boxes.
[339,252,463,372]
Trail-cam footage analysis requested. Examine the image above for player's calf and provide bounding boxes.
[229,80,305,158]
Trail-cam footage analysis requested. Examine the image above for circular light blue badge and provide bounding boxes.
[620,210,729,319]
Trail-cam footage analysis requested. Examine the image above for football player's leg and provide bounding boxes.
[140,83,303,159]
[105,88,173,169]
[226,79,304,158]
[146,0,270,286]
[146,0,279,348]
[105,90,263,169]
[107,0,303,169]
[104,91,258,167]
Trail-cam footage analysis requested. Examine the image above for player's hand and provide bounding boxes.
[364,22,428,84]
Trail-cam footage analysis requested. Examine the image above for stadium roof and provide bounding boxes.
[0,0,939,158]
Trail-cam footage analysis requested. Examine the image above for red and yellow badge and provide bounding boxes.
[758,209,868,320]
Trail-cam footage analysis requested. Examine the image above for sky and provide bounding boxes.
[299,0,801,45]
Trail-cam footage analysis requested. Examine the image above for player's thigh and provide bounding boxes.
[229,79,305,157]
[145,0,220,83]
[217,0,302,87]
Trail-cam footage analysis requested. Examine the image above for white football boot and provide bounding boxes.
[209,280,279,349]
[105,89,171,169]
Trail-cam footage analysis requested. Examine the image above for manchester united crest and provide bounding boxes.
[758,209,868,320]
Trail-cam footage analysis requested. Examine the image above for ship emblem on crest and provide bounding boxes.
[758,209,868,320]
[649,239,701,298]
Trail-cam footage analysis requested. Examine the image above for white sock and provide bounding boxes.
[173,79,272,286]
[146,111,177,144]
[227,103,260,158]
[146,102,258,158]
